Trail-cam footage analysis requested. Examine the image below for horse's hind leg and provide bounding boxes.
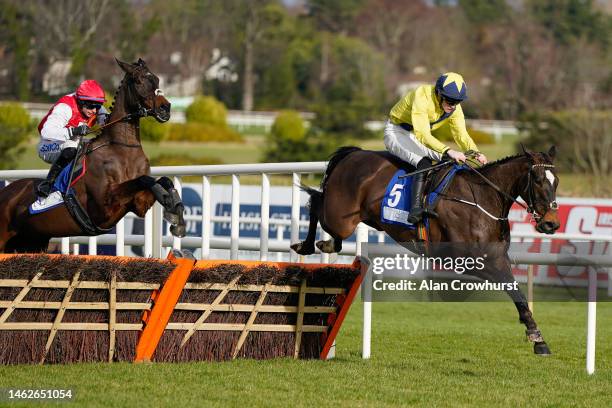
[291,188,322,255]
[5,234,50,254]
[315,237,343,254]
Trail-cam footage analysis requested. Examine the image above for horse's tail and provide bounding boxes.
[299,146,361,219]
[321,146,362,191]
[299,184,324,216]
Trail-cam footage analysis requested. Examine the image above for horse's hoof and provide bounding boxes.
[316,240,335,254]
[534,342,551,356]
[290,242,315,255]
[170,224,186,238]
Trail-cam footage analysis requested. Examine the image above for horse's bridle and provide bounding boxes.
[459,161,558,223]
[523,163,558,221]
[84,80,166,154]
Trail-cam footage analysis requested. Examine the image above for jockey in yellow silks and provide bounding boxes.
[384,72,488,224]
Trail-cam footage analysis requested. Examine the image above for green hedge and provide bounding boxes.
[270,110,306,142]
[0,103,32,170]
[0,103,30,129]
[185,96,228,126]
[165,122,243,142]
[139,117,167,142]
[150,154,223,166]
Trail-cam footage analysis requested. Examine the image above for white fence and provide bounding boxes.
[1,163,610,262]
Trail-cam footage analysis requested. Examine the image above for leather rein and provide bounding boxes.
[438,155,557,222]
[84,79,166,155]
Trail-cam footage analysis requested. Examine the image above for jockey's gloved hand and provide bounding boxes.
[70,125,90,139]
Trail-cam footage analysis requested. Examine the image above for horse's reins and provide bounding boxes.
[82,86,166,155]
[441,155,557,222]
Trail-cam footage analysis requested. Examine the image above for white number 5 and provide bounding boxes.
[387,184,403,207]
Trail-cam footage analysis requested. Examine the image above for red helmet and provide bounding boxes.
[76,80,106,104]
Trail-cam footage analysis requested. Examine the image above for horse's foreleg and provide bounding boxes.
[135,176,186,238]
[477,255,551,356]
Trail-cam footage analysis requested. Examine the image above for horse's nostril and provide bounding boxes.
[543,221,559,231]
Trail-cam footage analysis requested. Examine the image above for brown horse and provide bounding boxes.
[0,58,186,253]
[291,146,560,354]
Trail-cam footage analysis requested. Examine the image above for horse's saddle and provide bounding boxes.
[380,160,466,229]
[29,145,112,236]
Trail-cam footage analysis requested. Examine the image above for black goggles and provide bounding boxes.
[81,102,102,110]
[442,96,461,106]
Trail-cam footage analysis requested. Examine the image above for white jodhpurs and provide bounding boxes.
[383,120,443,166]
[37,138,79,164]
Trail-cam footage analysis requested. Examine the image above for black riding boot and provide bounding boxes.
[36,147,77,198]
[407,168,437,225]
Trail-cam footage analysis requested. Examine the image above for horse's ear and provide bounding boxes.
[116,58,135,74]
[547,145,557,160]
[519,143,528,155]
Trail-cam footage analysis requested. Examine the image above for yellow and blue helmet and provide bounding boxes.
[435,72,467,103]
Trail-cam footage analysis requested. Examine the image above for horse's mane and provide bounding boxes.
[107,76,127,115]
[479,153,527,170]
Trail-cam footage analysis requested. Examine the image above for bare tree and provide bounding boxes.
[31,0,111,61]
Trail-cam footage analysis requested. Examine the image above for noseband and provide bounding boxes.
[523,163,558,221]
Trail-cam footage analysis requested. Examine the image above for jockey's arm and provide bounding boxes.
[411,110,449,155]
[39,103,72,142]
[97,105,110,125]
[448,106,488,164]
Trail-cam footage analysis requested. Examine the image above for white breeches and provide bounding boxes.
[37,138,79,163]
[383,120,443,166]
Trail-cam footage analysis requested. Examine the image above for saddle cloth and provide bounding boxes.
[29,159,87,214]
[380,164,466,228]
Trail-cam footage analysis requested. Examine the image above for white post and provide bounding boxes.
[320,230,330,263]
[362,267,372,360]
[88,236,97,255]
[61,238,69,254]
[291,173,301,262]
[586,267,597,375]
[260,173,270,261]
[276,225,284,262]
[172,177,182,251]
[201,176,211,259]
[230,174,240,260]
[152,203,163,259]
[72,243,79,255]
[144,209,153,258]
[527,264,534,313]
[357,223,371,359]
[115,218,125,256]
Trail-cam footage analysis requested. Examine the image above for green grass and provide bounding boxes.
[0,301,610,407]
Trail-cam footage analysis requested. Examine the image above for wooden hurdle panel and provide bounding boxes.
[0,253,363,364]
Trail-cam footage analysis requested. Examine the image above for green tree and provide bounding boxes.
[310,35,386,139]
[306,0,366,84]
[528,0,610,46]
[0,104,33,170]
[0,2,33,99]
[459,0,509,25]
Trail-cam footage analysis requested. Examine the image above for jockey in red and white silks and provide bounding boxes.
[36,80,108,198]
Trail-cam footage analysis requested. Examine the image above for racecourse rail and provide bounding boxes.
[0,162,610,374]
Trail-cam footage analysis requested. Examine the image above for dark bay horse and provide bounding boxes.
[0,58,186,253]
[291,146,560,354]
